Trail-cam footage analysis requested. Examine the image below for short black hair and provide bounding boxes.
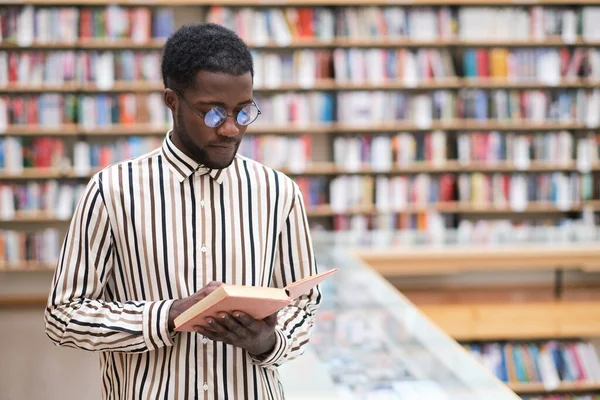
[161,23,254,91]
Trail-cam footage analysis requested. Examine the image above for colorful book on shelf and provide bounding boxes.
[174,268,338,332]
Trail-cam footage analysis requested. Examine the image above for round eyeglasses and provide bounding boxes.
[170,87,261,128]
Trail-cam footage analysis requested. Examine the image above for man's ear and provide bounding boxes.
[164,88,177,113]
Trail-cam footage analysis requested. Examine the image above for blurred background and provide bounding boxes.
[2,2,600,399]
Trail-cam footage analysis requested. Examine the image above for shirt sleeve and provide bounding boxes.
[250,184,322,368]
[44,176,175,353]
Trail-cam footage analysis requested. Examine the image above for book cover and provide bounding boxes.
[174,268,338,332]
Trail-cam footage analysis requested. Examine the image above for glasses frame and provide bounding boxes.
[169,86,261,128]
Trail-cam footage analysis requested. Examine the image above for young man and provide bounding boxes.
[44,23,321,399]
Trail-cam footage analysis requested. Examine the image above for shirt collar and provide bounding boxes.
[161,131,226,185]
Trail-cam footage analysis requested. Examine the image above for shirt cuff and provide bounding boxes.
[142,300,177,351]
[249,328,289,368]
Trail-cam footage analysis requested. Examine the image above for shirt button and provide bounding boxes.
[201,245,207,253]
[202,338,208,345]
[200,199,206,208]
[203,383,209,391]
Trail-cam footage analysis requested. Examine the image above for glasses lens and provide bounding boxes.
[236,103,259,126]
[204,107,227,128]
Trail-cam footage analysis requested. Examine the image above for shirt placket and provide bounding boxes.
[196,171,213,398]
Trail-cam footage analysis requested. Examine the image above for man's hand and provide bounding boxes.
[168,281,224,331]
[194,312,278,358]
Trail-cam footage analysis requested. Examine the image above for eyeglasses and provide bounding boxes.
[170,87,261,128]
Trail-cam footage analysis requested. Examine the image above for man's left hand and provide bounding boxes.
[193,312,278,357]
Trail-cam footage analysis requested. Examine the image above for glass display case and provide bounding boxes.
[278,234,521,400]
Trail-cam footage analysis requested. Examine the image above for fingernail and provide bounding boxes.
[233,313,240,318]
[206,318,213,324]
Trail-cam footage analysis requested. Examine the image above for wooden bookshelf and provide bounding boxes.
[0,261,55,271]
[419,301,600,341]
[280,161,600,175]
[1,121,594,137]
[356,244,600,277]
[0,201,597,224]
[17,0,600,6]
[0,295,48,308]
[2,78,600,94]
[0,39,167,50]
[0,212,71,223]
[509,381,600,394]
[4,37,600,51]
[1,161,593,181]
[305,201,600,218]
[0,168,98,180]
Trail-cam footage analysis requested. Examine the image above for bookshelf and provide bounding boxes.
[0,0,599,257]
[0,160,597,179]
[4,79,600,93]
[14,0,600,5]
[3,2,600,397]
[7,37,600,50]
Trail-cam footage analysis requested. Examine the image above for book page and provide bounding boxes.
[285,268,339,300]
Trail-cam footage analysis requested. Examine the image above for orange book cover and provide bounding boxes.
[174,268,338,332]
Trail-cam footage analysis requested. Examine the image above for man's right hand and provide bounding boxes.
[168,281,223,331]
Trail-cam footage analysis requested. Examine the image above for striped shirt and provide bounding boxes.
[44,132,321,400]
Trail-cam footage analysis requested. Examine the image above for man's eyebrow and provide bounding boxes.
[195,99,254,107]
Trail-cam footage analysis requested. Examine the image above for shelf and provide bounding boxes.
[0,121,591,136]
[0,83,81,93]
[2,201,587,220]
[282,161,600,175]
[0,168,96,180]
[0,161,591,180]
[418,300,600,341]
[306,204,374,217]
[509,381,600,394]
[16,0,600,6]
[0,212,71,223]
[4,36,600,51]
[0,124,170,136]
[0,261,55,272]
[78,124,170,136]
[332,78,597,90]
[2,78,600,94]
[358,245,600,278]
[79,81,164,93]
[0,295,49,308]
[306,201,600,217]
[9,204,558,221]
[250,121,592,134]
[0,39,166,50]
[252,37,600,49]
[2,124,80,136]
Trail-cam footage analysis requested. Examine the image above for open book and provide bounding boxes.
[174,268,338,332]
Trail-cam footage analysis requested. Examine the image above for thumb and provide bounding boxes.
[264,312,278,326]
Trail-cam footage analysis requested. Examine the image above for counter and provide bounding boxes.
[279,233,521,400]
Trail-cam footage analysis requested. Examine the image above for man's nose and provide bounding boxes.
[216,116,240,137]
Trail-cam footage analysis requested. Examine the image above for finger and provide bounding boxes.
[204,317,242,345]
[213,313,248,338]
[264,312,278,327]
[195,327,234,346]
[231,311,261,333]
[193,281,224,302]
[204,317,227,334]
[203,281,224,294]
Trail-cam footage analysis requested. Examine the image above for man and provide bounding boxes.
[44,23,321,400]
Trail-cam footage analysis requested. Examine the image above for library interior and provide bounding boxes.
[2,1,600,399]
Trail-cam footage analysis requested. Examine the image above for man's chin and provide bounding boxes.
[204,155,236,170]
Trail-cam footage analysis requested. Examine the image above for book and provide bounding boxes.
[174,268,338,332]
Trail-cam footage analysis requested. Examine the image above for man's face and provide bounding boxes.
[165,70,254,169]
